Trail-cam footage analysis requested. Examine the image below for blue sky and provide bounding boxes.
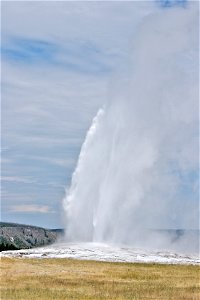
[1,0,198,229]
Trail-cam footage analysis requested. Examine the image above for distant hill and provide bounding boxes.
[0,222,64,251]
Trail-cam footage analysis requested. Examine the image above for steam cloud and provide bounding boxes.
[63,3,199,254]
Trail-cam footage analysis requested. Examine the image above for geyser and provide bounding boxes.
[63,3,199,254]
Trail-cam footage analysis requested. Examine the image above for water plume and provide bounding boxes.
[63,3,199,254]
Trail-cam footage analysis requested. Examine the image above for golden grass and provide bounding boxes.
[1,257,199,300]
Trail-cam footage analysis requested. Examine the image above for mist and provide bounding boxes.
[63,2,199,254]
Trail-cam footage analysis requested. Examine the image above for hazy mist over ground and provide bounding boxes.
[63,2,199,254]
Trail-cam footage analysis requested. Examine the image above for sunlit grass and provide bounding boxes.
[1,257,199,299]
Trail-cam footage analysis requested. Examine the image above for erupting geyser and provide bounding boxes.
[63,3,199,254]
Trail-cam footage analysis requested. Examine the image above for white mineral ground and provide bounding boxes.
[1,242,199,265]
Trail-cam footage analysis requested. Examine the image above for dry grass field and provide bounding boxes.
[1,257,199,300]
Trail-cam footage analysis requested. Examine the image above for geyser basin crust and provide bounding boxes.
[1,242,199,265]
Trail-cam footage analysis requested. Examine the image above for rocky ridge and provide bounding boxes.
[0,222,64,251]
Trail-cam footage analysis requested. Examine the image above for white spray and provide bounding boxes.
[63,3,199,254]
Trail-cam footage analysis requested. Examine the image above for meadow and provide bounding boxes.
[1,257,199,300]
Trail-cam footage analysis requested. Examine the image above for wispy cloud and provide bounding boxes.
[1,176,66,190]
[8,204,55,214]
[1,176,35,184]
[2,36,114,74]
[2,37,57,64]
[25,155,76,168]
[158,0,187,8]
[1,191,35,203]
